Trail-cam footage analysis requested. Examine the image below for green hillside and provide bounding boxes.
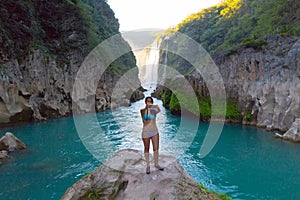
[156,0,300,120]
[163,0,300,55]
[0,0,135,72]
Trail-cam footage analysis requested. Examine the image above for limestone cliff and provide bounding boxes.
[154,35,299,132]
[0,0,144,126]
[213,35,300,131]
[0,48,144,125]
[153,0,300,133]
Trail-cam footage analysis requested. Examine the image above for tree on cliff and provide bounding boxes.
[0,0,136,71]
[167,0,300,55]
[156,0,300,122]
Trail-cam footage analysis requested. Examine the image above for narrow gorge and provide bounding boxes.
[1,0,300,199]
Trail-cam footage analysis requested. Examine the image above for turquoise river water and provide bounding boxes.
[0,95,300,200]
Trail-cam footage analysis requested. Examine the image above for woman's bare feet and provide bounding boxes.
[146,166,150,174]
[155,164,164,171]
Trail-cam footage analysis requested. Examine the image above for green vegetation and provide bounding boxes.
[1,0,89,61]
[246,113,252,121]
[159,88,243,120]
[169,93,180,113]
[0,0,136,73]
[161,89,172,108]
[87,190,99,199]
[226,98,242,120]
[82,171,92,178]
[198,97,241,120]
[162,0,300,56]
[199,183,232,200]
[157,0,299,120]
[198,98,211,118]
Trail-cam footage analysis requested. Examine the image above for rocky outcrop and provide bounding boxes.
[62,149,221,200]
[0,48,143,125]
[275,118,300,142]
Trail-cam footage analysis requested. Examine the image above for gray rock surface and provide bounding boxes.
[172,35,299,131]
[0,49,143,125]
[62,149,220,200]
[155,35,299,132]
[0,132,26,152]
[276,118,300,142]
[213,36,300,131]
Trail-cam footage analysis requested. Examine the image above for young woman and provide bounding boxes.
[140,96,164,174]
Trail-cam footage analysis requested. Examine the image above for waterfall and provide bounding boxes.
[121,30,169,91]
[139,36,170,90]
[140,40,161,90]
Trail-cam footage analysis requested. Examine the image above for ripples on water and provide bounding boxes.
[0,95,300,199]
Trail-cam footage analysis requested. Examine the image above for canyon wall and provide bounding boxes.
[155,35,300,132]
[0,0,144,126]
[213,35,299,131]
[0,49,143,125]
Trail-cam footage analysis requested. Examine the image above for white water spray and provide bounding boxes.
[141,40,161,90]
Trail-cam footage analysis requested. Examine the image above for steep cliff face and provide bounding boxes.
[213,35,300,131]
[0,48,143,125]
[155,35,299,132]
[154,0,300,132]
[0,0,144,125]
[1,49,78,123]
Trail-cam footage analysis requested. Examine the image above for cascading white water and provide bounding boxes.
[124,32,169,91]
[141,40,161,90]
[139,36,170,90]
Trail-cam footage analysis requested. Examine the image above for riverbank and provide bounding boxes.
[1,99,300,199]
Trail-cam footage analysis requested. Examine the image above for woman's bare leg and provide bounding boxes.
[152,133,159,152]
[143,136,151,173]
[152,134,164,170]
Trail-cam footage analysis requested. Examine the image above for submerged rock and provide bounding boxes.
[0,132,26,152]
[0,150,8,159]
[62,149,220,200]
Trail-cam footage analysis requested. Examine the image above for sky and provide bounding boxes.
[107,0,222,31]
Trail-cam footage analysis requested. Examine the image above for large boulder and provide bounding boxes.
[62,149,220,200]
[0,132,26,152]
[280,118,300,142]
